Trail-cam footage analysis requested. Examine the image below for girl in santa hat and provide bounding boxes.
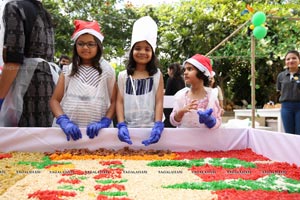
[116,16,164,146]
[50,20,117,141]
[169,54,222,128]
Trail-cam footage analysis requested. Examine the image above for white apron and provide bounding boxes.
[56,60,115,127]
[118,69,161,128]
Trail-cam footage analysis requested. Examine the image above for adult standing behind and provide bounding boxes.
[276,50,300,135]
[209,71,225,115]
[58,55,71,70]
[165,63,185,95]
[116,16,164,146]
[0,0,55,127]
[50,20,117,141]
[164,62,185,127]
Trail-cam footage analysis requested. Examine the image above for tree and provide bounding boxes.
[44,0,135,61]
[151,0,300,108]
[43,0,300,109]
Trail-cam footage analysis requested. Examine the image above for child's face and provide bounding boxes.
[132,41,152,66]
[183,62,199,85]
[76,34,98,64]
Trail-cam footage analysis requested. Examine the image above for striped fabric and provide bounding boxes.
[58,62,115,127]
[125,77,154,95]
[73,66,100,87]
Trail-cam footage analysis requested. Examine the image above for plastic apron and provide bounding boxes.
[174,87,218,128]
[118,70,161,128]
[57,60,115,127]
[0,58,58,126]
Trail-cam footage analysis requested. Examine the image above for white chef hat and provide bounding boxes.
[130,16,157,52]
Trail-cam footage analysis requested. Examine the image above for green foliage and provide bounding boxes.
[44,0,133,61]
[43,0,300,108]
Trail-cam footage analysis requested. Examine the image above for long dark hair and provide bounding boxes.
[70,35,103,76]
[196,69,210,87]
[126,43,159,76]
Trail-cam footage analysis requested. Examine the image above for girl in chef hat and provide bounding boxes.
[116,16,164,146]
[50,20,117,141]
[169,54,222,128]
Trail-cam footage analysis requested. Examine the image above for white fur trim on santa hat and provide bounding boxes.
[131,16,157,51]
[184,58,211,77]
[71,29,104,43]
[211,71,216,77]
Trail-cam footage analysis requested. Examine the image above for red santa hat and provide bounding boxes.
[71,20,104,42]
[183,54,213,77]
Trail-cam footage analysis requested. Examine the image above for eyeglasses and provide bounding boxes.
[76,42,97,48]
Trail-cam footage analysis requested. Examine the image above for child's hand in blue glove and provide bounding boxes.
[87,117,111,139]
[117,122,132,145]
[197,108,216,128]
[56,114,82,141]
[142,121,164,146]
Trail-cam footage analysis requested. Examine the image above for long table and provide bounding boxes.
[0,127,299,166]
[233,108,283,132]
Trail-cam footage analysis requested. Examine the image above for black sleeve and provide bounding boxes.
[165,78,176,95]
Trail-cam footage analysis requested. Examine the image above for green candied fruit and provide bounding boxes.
[18,156,71,169]
[95,179,128,184]
[148,158,256,169]
[98,191,128,196]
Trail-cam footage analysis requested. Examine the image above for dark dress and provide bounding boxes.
[164,76,185,127]
[3,0,55,127]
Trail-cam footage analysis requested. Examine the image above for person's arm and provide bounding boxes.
[210,100,222,129]
[115,74,132,144]
[49,73,65,117]
[217,86,224,107]
[0,63,20,99]
[173,108,187,122]
[217,86,224,115]
[142,73,165,146]
[50,73,82,141]
[116,83,125,123]
[105,83,117,119]
[154,73,164,122]
[103,64,117,120]
[86,82,117,139]
[173,99,198,122]
[276,73,282,93]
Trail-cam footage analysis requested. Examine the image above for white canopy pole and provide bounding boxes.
[251,35,256,128]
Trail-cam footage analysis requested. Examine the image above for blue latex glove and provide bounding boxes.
[142,121,164,146]
[0,98,4,111]
[117,122,132,145]
[197,108,216,128]
[86,117,112,139]
[56,114,82,141]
